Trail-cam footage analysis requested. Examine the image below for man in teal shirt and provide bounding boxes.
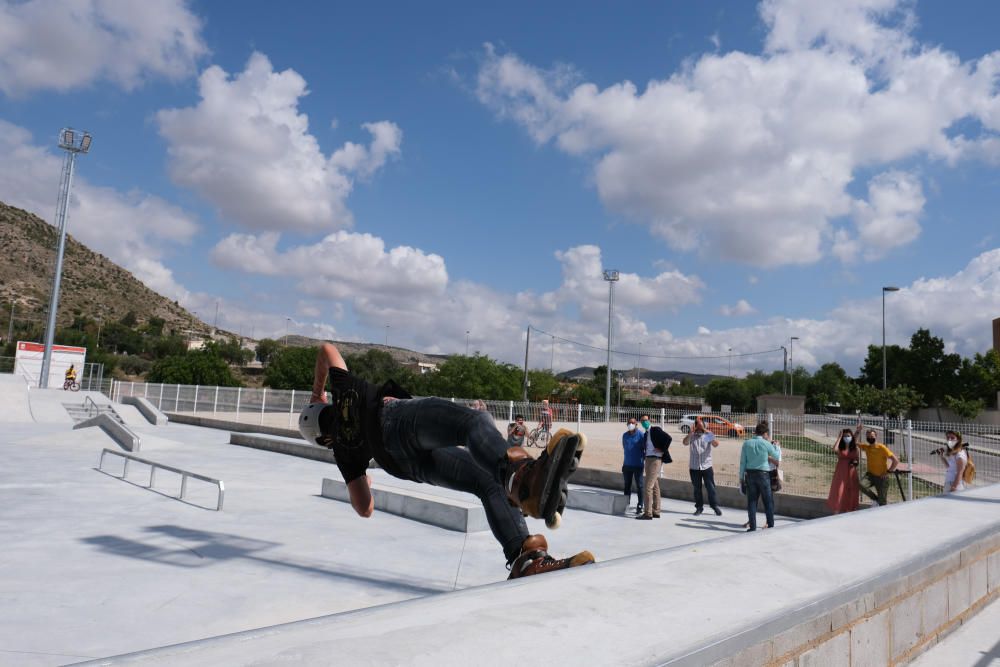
[739,421,781,532]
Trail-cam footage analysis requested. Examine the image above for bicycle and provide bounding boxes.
[526,425,551,448]
[63,378,80,392]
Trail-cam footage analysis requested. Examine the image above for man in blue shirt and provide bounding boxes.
[621,418,645,514]
[739,421,781,532]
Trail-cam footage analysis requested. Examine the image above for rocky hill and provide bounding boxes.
[0,201,208,336]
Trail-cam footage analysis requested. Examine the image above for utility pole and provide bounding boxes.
[6,299,14,345]
[781,346,788,395]
[522,325,531,401]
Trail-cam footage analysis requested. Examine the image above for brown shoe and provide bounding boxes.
[505,430,586,529]
[508,535,595,580]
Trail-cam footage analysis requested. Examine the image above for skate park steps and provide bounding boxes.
[321,477,489,532]
[78,484,1000,666]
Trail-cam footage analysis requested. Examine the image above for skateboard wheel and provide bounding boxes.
[546,511,562,530]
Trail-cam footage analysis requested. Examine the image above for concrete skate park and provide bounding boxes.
[1,374,998,666]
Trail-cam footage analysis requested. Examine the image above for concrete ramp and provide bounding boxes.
[0,374,33,422]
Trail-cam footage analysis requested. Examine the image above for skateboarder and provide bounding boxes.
[299,342,595,579]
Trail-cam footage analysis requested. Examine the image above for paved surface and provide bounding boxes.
[909,596,1000,666]
[0,383,796,665]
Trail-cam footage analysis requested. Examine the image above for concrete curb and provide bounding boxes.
[122,396,168,426]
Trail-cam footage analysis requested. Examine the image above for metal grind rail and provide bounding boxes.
[98,448,225,511]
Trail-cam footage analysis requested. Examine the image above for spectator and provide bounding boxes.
[621,418,645,514]
[469,399,488,412]
[739,421,780,532]
[639,414,651,432]
[507,414,527,447]
[637,427,672,520]
[936,430,968,494]
[683,417,722,516]
[743,439,781,529]
[857,424,899,507]
[540,399,553,431]
[826,428,860,513]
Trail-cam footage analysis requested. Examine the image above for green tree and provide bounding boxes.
[527,369,560,401]
[945,395,985,422]
[858,343,907,389]
[668,377,703,397]
[148,335,188,360]
[703,377,751,411]
[807,362,851,412]
[207,338,253,366]
[842,383,881,414]
[421,354,521,400]
[651,383,666,395]
[344,349,415,387]
[143,317,166,338]
[120,310,138,327]
[256,338,281,365]
[148,349,240,386]
[264,346,318,390]
[957,349,1000,408]
[901,329,961,406]
[879,385,923,417]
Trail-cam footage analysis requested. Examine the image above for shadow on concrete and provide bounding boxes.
[973,636,1000,667]
[937,494,1000,505]
[80,524,448,596]
[675,518,747,534]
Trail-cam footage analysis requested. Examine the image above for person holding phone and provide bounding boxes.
[683,416,722,516]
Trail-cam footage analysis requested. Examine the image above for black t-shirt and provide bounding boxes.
[324,367,411,483]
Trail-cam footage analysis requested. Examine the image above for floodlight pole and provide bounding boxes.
[603,270,620,422]
[39,128,91,388]
[789,336,799,394]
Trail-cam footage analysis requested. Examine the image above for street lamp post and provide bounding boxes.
[636,341,642,383]
[465,330,470,356]
[882,287,900,392]
[39,128,91,388]
[385,324,389,347]
[781,345,788,395]
[790,336,799,394]
[550,334,555,374]
[603,270,620,422]
[284,317,291,345]
[728,347,733,377]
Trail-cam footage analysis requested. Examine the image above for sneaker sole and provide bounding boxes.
[539,432,586,528]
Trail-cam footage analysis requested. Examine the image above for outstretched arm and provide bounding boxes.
[311,342,348,403]
[348,475,374,517]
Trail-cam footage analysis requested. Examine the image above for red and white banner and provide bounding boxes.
[15,341,87,387]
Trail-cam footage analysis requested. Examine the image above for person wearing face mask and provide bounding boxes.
[639,415,652,433]
[826,427,861,513]
[935,431,968,494]
[683,417,722,516]
[621,418,646,514]
[856,423,899,507]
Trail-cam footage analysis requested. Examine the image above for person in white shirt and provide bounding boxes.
[936,430,968,493]
[682,417,722,516]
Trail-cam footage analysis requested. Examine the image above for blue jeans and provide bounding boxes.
[622,465,643,507]
[380,398,529,562]
[689,467,719,511]
[745,470,774,530]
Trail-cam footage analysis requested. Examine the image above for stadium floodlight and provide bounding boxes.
[603,270,620,421]
[38,128,92,388]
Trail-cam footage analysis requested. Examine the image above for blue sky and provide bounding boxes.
[1,0,1000,378]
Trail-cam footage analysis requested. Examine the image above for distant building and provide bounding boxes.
[994,317,1000,354]
[404,361,438,375]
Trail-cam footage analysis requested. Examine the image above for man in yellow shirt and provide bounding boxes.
[857,426,899,507]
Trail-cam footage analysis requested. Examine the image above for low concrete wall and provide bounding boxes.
[81,485,1000,666]
[572,467,833,520]
[229,432,335,464]
[168,412,300,439]
[73,413,140,452]
[122,396,168,425]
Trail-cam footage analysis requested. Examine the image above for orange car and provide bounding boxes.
[679,414,746,438]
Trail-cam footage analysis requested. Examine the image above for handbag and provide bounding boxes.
[769,467,783,493]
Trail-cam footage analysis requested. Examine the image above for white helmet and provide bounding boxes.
[299,402,334,448]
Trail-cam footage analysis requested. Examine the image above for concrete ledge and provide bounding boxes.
[229,432,335,464]
[572,466,833,520]
[320,477,489,533]
[82,484,1000,666]
[567,485,628,515]
[169,412,299,439]
[122,396,168,426]
[74,413,140,452]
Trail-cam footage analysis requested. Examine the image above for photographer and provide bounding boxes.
[934,431,968,494]
[826,427,860,513]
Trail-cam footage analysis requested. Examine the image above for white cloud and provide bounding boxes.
[473,1,1000,267]
[0,119,198,301]
[157,52,402,233]
[0,0,206,96]
[720,299,757,317]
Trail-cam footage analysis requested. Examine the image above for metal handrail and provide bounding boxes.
[83,395,100,419]
[98,448,225,511]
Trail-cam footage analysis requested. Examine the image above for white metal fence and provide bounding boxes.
[109,381,999,504]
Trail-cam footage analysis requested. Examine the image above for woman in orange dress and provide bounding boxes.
[826,428,860,513]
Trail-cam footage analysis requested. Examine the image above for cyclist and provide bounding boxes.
[539,399,553,433]
[64,365,77,389]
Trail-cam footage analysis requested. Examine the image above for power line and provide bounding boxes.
[528,325,783,361]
